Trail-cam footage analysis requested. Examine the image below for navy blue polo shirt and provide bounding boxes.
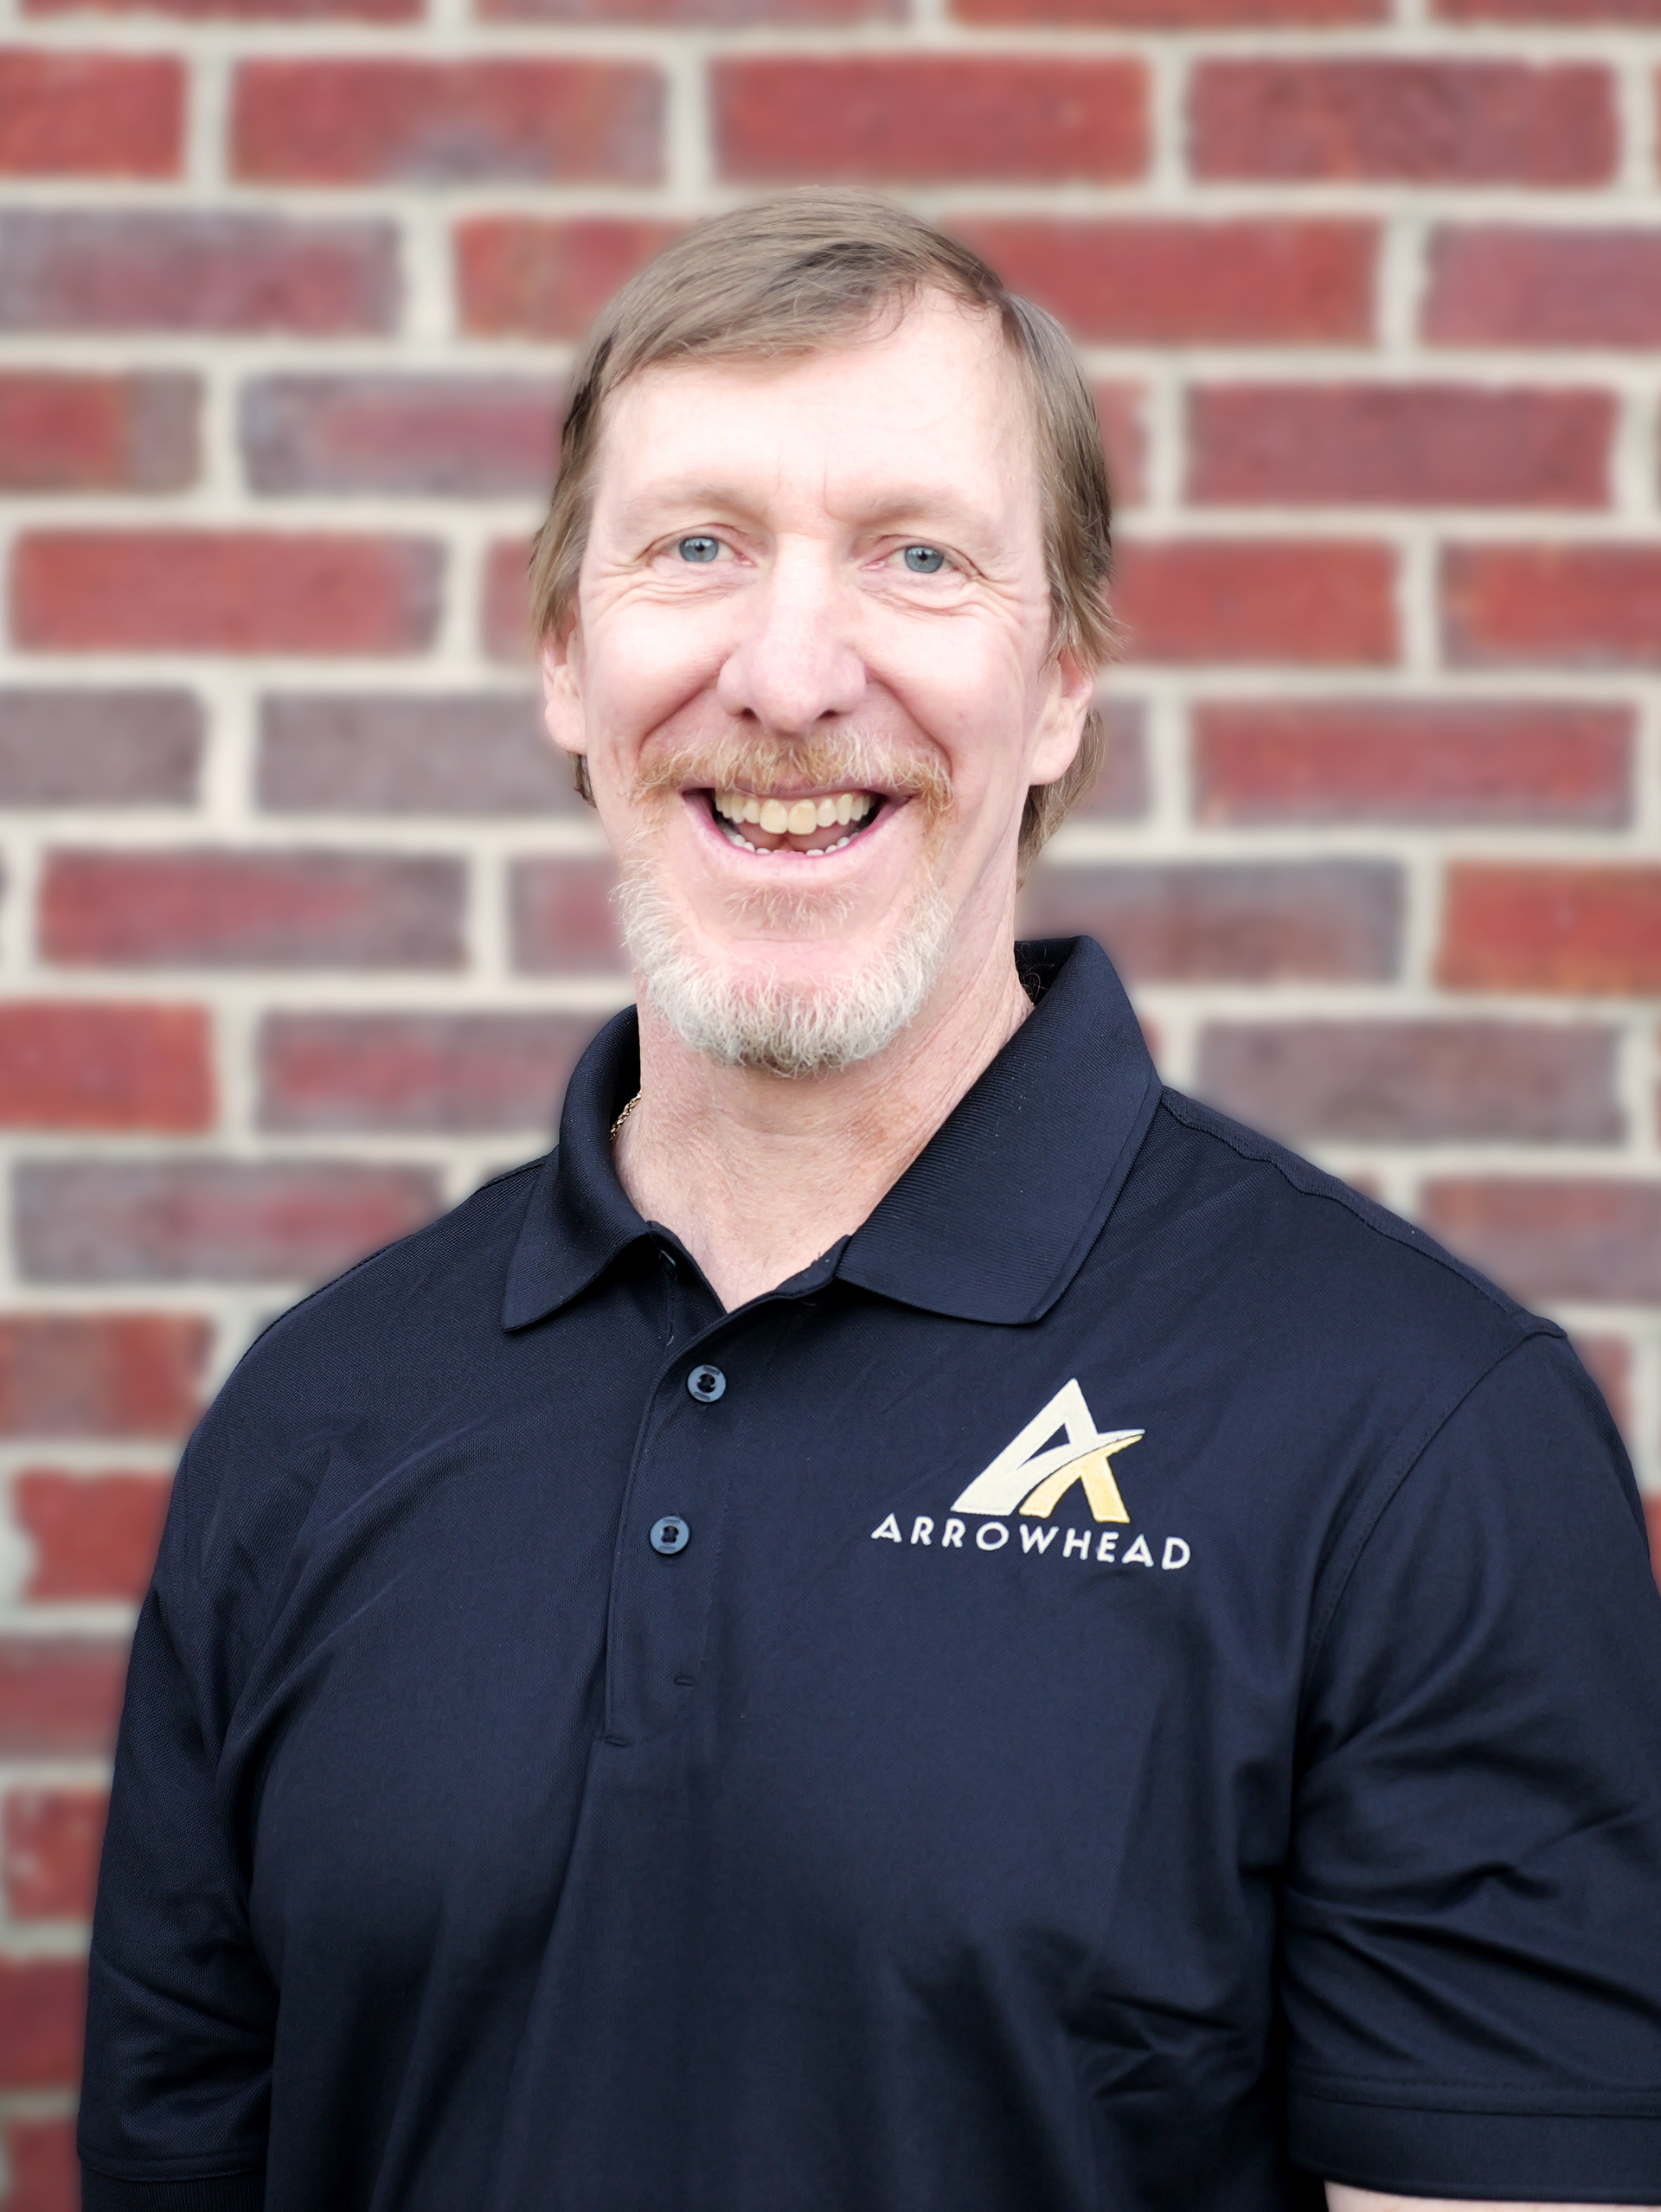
[83,937,1661,2212]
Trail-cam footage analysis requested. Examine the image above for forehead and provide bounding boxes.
[590,296,1037,532]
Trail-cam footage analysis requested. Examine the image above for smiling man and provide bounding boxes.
[81,195,1661,2212]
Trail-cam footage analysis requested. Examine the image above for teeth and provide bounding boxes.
[712,790,877,848]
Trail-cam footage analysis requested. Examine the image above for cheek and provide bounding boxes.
[581,605,728,747]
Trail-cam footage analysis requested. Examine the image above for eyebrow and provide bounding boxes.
[614,479,1004,541]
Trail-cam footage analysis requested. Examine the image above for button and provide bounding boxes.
[686,1363,726,1404]
[651,1516,690,1557]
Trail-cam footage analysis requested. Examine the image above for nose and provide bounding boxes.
[715,542,865,735]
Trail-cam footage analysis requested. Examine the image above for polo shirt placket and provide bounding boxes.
[80,938,1661,2212]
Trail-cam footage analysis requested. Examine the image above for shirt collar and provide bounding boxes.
[503,936,1159,1331]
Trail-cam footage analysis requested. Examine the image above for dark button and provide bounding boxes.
[651,1516,691,1557]
[686,1363,726,1403]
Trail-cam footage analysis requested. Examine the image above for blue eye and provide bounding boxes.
[677,535,721,564]
[902,545,946,574]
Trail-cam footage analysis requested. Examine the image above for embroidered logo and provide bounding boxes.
[869,1380,1189,1571]
[951,1380,1143,1523]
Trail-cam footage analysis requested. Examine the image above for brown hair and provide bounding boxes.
[529,189,1117,869]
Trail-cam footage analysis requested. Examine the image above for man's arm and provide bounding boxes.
[1282,1333,1661,2204]
[1331,2193,1660,2212]
[80,1435,276,2207]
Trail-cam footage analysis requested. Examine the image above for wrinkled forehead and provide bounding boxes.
[587,296,1041,541]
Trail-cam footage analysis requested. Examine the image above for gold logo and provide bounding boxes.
[951,1381,1144,1524]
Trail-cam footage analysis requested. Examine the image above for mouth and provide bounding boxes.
[704,787,888,859]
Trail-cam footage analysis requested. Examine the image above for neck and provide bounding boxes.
[612,930,1034,1311]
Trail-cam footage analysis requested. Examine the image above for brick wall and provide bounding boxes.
[1,0,1659,2192]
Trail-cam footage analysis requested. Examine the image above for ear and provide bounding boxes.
[1028,649,1095,789]
[539,619,587,765]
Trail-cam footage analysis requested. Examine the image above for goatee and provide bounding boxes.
[616,730,955,1080]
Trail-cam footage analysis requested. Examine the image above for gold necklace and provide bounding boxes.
[610,1091,641,1140]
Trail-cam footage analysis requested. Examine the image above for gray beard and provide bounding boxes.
[616,859,953,1080]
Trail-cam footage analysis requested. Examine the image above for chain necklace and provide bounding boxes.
[610,1091,641,1141]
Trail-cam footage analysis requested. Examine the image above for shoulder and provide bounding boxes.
[232,1150,548,1401]
[159,1155,549,1613]
[1129,1085,1549,1360]
[1095,1091,1567,1532]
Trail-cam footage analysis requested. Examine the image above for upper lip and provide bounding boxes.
[692,784,886,799]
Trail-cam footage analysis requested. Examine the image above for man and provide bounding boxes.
[82,193,1661,2212]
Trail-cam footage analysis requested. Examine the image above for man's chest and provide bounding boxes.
[235,1283,1337,2004]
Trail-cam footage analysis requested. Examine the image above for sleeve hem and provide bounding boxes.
[1291,2087,1661,2202]
[80,2164,265,2212]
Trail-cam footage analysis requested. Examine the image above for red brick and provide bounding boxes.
[0,1314,207,1439]
[1074,698,1148,819]
[952,219,1375,344]
[1189,385,1610,509]
[486,0,892,21]
[259,693,574,815]
[241,375,555,497]
[42,849,465,971]
[0,1957,84,2087]
[30,0,413,15]
[5,1786,107,1918]
[16,1159,445,1284]
[959,0,1378,20]
[1438,0,1661,19]
[1195,701,1632,828]
[0,691,201,805]
[13,531,441,655]
[1442,546,1661,670]
[1113,540,1395,664]
[260,1012,600,1132]
[0,372,196,493]
[1019,860,1401,981]
[714,59,1145,184]
[1191,61,1613,185]
[0,211,397,335]
[1422,1178,1661,1305]
[4,2117,76,2212]
[457,218,683,339]
[0,1003,212,1132]
[16,1471,171,1600]
[0,1640,127,1756]
[233,61,662,185]
[1196,1019,1620,1144]
[1425,229,1661,349]
[1094,384,1145,510]
[484,536,532,662]
[0,51,181,176]
[1439,866,1661,997]
[1573,1334,1632,1436]
[510,858,626,975]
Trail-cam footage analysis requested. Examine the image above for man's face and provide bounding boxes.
[543,293,1091,1074]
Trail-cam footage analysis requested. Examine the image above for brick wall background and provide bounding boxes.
[1,0,1659,2194]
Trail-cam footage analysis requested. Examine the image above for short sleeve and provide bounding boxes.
[79,1445,275,2211]
[1285,1330,1661,2202]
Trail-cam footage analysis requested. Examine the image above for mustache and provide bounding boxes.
[629,729,954,818]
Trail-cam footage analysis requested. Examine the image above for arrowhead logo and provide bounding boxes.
[951,1381,1144,1523]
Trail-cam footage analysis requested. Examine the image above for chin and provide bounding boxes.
[621,865,953,1080]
